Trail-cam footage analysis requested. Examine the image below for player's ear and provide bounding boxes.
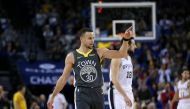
[80,36,83,42]
[181,72,183,77]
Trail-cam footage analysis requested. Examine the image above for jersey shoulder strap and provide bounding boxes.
[72,50,78,65]
[93,48,102,63]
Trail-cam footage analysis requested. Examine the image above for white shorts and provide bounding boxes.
[108,88,134,109]
[177,102,190,109]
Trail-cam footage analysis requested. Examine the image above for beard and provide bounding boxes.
[86,44,94,49]
[87,46,93,49]
[128,49,134,57]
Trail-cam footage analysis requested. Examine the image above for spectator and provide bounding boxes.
[38,94,47,109]
[34,9,47,28]
[158,64,172,87]
[137,83,153,109]
[0,85,9,109]
[159,15,173,36]
[30,100,40,109]
[48,93,68,109]
[159,82,175,109]
[48,8,59,28]
[13,85,27,109]
[43,24,54,40]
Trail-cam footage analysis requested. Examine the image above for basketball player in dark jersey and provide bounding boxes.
[47,27,134,109]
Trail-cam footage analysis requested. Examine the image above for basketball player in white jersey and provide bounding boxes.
[170,69,190,109]
[108,38,137,109]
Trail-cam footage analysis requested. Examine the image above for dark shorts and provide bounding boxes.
[74,86,104,109]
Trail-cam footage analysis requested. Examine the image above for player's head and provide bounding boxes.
[17,84,26,94]
[128,38,137,53]
[119,38,136,55]
[181,68,190,80]
[77,28,94,49]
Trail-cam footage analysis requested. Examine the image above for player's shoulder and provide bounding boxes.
[177,80,181,84]
[65,52,75,64]
[128,55,132,59]
[124,55,132,61]
[66,52,74,58]
[186,79,190,88]
[14,92,21,98]
[121,56,131,61]
[187,79,190,84]
[13,92,19,96]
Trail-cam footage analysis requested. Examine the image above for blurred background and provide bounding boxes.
[0,0,190,109]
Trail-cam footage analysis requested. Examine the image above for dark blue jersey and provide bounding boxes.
[72,49,103,88]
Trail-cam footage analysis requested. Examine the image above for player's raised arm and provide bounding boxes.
[97,26,135,59]
[47,52,74,109]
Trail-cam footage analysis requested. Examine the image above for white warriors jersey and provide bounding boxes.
[177,79,190,103]
[110,56,133,92]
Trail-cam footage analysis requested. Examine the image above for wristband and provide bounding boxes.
[122,37,134,41]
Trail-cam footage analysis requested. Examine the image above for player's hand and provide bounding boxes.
[124,96,132,107]
[169,103,173,109]
[120,26,135,40]
[169,105,173,109]
[47,97,54,109]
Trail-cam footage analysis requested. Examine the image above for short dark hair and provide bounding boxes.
[182,65,189,70]
[180,67,190,74]
[77,28,92,38]
[17,84,25,91]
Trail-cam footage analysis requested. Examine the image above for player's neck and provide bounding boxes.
[78,46,92,54]
[181,79,188,83]
[19,91,24,95]
[124,55,129,60]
